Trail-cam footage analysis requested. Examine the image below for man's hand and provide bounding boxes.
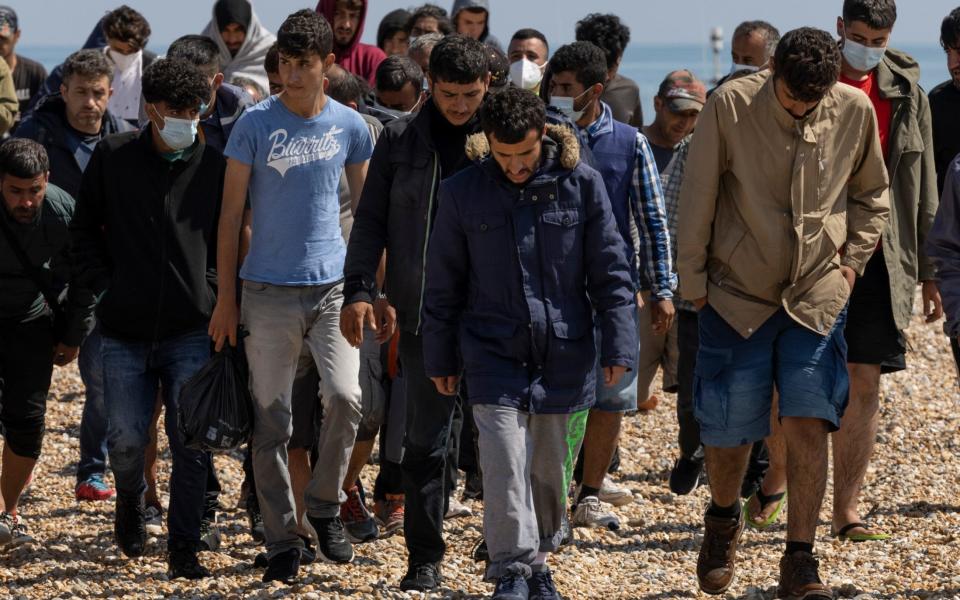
[430,375,460,396]
[53,343,79,366]
[635,291,645,311]
[373,297,397,344]
[340,301,375,348]
[208,300,239,351]
[922,280,944,324]
[692,296,707,311]
[651,298,676,335]
[603,365,628,387]
[839,265,856,294]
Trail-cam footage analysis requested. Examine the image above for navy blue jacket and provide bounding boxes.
[422,126,638,414]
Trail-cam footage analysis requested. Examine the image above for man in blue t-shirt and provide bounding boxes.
[210,10,373,585]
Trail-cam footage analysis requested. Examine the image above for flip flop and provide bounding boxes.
[833,522,891,542]
[745,488,787,530]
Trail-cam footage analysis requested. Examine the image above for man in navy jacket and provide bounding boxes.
[422,87,636,600]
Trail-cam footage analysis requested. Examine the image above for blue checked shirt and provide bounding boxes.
[586,103,676,299]
[660,136,694,312]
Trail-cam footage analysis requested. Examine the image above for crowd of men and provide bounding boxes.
[1,0,959,598]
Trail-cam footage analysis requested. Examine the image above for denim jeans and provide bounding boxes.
[101,328,212,544]
[77,324,108,482]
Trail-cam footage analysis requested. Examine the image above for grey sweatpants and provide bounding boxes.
[473,403,589,581]
[241,280,362,556]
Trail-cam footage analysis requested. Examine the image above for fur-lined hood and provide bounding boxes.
[464,124,581,171]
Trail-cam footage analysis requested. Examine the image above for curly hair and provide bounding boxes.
[773,28,841,103]
[842,0,897,29]
[0,139,49,180]
[141,58,212,110]
[264,43,280,75]
[575,13,630,70]
[548,42,608,90]
[429,35,488,85]
[480,86,545,144]
[941,7,960,50]
[61,49,113,85]
[102,5,151,50]
[278,9,333,58]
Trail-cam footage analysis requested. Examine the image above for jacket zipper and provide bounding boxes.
[415,152,440,335]
[152,167,171,343]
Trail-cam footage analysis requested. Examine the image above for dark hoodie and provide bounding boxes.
[316,0,387,85]
[450,0,501,50]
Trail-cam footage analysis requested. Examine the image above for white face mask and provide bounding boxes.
[151,106,199,151]
[551,87,593,123]
[729,62,760,76]
[841,37,886,72]
[108,48,140,71]
[509,58,544,90]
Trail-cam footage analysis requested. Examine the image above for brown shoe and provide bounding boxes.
[697,512,745,595]
[777,551,833,599]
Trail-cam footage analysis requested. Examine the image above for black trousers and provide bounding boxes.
[952,337,960,386]
[0,318,54,459]
[399,332,459,565]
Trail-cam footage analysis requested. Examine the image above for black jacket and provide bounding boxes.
[15,94,133,198]
[344,100,477,334]
[70,127,225,342]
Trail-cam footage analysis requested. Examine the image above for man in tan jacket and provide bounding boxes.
[678,28,889,599]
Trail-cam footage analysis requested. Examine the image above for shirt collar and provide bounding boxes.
[585,101,614,139]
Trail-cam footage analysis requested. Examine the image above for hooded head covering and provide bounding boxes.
[450,0,494,45]
[214,0,252,32]
[377,8,411,50]
[315,0,386,85]
[201,0,275,92]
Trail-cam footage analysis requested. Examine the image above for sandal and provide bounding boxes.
[745,488,787,530]
[832,522,891,542]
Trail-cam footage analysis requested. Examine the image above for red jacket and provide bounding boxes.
[316,0,386,85]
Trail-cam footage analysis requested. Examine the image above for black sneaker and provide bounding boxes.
[262,547,300,584]
[493,568,529,600]
[306,515,354,564]
[168,541,211,579]
[471,537,489,562]
[298,534,316,565]
[399,562,441,592]
[528,568,559,600]
[115,495,146,557]
[340,486,379,544]
[248,502,265,544]
[197,517,222,552]
[463,470,483,500]
[670,456,705,495]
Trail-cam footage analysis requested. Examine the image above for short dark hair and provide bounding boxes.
[487,46,510,90]
[842,0,897,30]
[429,35,488,85]
[773,27,841,103]
[277,9,333,58]
[407,4,453,36]
[141,58,212,110]
[61,49,113,86]
[0,139,49,180]
[375,55,424,92]
[575,13,630,70]
[102,5,151,50]
[942,7,960,50]
[231,76,265,100]
[733,20,781,60]
[326,65,366,106]
[548,42,608,90]
[264,43,280,74]
[510,28,549,54]
[167,35,222,78]
[480,86,545,144]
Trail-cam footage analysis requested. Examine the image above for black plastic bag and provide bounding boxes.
[178,342,253,452]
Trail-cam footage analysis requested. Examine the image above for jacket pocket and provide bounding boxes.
[693,345,731,430]
[389,153,432,208]
[551,318,588,340]
[540,208,582,258]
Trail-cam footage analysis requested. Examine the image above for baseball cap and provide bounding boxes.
[657,70,707,112]
[0,6,17,34]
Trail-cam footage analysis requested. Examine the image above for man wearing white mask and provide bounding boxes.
[709,21,780,94]
[101,6,154,126]
[507,29,548,93]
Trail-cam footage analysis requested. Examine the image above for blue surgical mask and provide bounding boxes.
[151,105,199,151]
[551,87,592,123]
[842,37,886,72]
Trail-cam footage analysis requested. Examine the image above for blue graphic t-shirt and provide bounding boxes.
[226,95,374,285]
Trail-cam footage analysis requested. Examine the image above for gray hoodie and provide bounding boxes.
[450,0,501,50]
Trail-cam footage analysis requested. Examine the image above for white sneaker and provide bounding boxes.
[144,504,163,536]
[444,497,473,519]
[571,496,620,531]
[0,512,34,547]
[597,476,635,507]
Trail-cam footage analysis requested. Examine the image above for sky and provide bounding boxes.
[10,0,960,51]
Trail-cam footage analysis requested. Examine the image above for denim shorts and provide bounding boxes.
[693,306,849,448]
[594,309,640,412]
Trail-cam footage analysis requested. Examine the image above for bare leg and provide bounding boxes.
[0,445,37,514]
[581,410,622,489]
[143,394,162,507]
[704,445,752,507]
[781,417,829,544]
[832,363,882,532]
[289,447,313,529]
[343,438,376,491]
[747,395,787,520]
